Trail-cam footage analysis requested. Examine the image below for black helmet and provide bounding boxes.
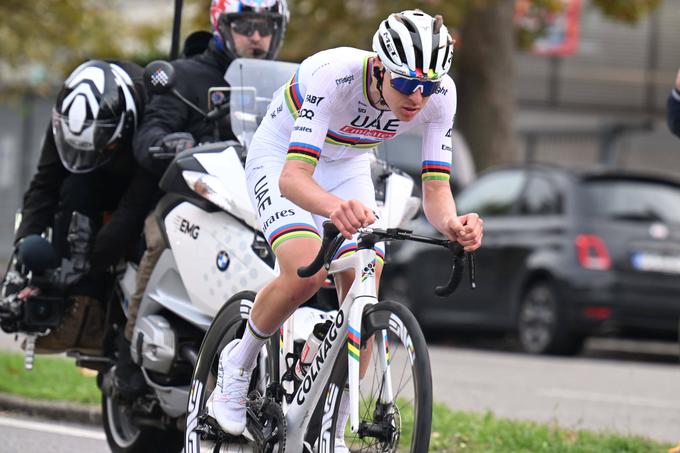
[210,0,289,60]
[52,60,141,173]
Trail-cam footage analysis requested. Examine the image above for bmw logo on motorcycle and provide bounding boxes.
[215,250,230,271]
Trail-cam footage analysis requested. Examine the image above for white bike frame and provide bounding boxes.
[280,246,394,450]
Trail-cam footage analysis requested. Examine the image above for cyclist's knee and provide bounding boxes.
[287,272,325,304]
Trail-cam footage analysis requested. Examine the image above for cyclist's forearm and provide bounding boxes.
[422,180,458,233]
[279,163,343,218]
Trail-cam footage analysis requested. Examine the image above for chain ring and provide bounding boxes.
[247,393,286,453]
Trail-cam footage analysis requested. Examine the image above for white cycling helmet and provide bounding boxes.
[372,10,454,80]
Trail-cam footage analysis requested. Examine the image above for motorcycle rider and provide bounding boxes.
[120,0,289,386]
[0,60,155,355]
[212,9,483,450]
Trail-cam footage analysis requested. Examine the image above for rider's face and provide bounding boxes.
[381,70,431,122]
[230,18,273,59]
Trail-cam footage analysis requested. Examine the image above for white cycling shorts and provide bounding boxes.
[245,148,385,265]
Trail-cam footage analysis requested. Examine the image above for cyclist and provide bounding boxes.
[213,9,484,447]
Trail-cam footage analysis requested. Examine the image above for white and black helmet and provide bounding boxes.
[372,10,454,80]
[52,60,141,173]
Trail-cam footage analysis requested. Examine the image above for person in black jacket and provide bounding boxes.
[668,67,680,138]
[0,60,157,354]
[133,0,290,176]
[117,0,290,392]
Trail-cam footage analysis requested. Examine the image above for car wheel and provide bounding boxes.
[517,281,584,355]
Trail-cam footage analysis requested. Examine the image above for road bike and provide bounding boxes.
[185,222,475,452]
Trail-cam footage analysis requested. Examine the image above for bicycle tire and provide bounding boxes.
[315,300,433,453]
[184,290,278,453]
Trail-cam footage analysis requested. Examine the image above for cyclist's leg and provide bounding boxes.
[214,152,328,434]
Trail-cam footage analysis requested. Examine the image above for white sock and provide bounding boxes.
[228,319,271,371]
[335,385,350,439]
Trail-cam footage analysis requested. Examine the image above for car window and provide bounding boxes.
[583,179,680,224]
[456,170,526,216]
[520,175,562,215]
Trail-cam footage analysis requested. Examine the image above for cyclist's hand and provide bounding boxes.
[445,213,483,252]
[329,199,376,239]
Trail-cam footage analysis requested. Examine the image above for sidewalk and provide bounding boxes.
[0,392,100,425]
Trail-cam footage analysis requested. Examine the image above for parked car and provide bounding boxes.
[384,164,680,355]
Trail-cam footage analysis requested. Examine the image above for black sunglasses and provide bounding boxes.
[230,19,275,37]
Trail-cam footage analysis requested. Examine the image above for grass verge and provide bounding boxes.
[429,402,672,453]
[0,350,99,404]
[0,351,674,451]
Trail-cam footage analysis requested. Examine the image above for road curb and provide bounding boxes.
[0,393,101,425]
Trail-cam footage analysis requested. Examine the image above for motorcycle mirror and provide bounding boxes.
[144,60,176,95]
[16,235,58,275]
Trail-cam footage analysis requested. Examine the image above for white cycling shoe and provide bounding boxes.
[212,339,252,435]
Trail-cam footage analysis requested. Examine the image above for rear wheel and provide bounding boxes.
[102,391,182,453]
[184,291,278,453]
[517,282,584,355]
[320,301,433,453]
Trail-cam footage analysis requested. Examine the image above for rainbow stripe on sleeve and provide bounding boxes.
[287,142,321,166]
[421,160,451,182]
[268,223,320,252]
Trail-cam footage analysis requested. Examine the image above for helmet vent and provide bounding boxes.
[398,16,418,34]
[390,33,408,67]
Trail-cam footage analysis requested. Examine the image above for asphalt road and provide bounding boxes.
[1,328,679,445]
[0,413,108,453]
[428,336,680,444]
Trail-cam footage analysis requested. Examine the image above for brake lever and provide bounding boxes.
[434,243,477,297]
[468,252,477,289]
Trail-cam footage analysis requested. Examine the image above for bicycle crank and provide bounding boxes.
[246,391,286,453]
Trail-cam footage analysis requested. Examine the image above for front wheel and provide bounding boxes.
[185,291,277,453]
[321,300,433,453]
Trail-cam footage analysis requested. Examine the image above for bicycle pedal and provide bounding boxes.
[195,413,245,443]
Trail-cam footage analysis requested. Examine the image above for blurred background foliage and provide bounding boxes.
[1,0,653,86]
[0,0,662,168]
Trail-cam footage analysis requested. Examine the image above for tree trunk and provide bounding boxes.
[456,0,517,171]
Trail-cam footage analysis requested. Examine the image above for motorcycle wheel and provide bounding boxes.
[102,391,182,453]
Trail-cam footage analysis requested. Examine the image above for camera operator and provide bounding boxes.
[0,60,156,355]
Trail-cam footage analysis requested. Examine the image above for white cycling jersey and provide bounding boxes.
[245,46,457,258]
